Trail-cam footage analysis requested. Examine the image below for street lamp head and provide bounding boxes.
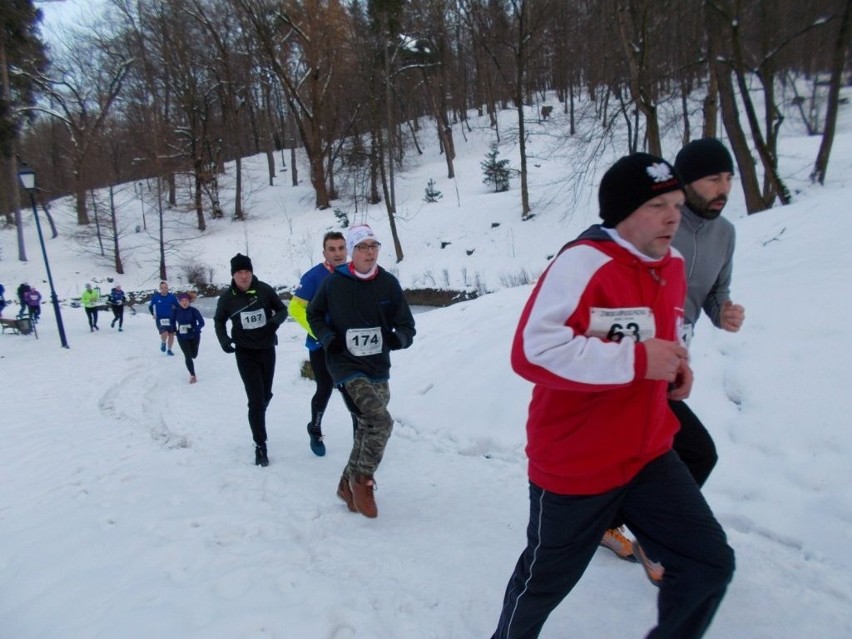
[18,164,36,192]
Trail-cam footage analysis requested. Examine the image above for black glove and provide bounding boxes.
[384,330,402,350]
[263,321,280,334]
[271,309,288,326]
[219,340,236,354]
[324,337,344,354]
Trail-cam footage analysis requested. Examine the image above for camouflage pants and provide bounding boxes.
[340,377,392,478]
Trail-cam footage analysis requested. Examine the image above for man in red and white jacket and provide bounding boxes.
[491,153,734,639]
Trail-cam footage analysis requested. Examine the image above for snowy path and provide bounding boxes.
[1,293,850,638]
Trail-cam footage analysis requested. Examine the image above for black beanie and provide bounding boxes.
[674,138,734,184]
[598,153,684,228]
[230,253,253,275]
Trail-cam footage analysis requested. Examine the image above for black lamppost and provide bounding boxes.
[17,165,69,349]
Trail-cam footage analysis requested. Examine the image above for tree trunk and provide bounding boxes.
[109,185,124,275]
[702,57,719,138]
[369,135,381,205]
[90,189,105,256]
[327,139,337,201]
[383,39,396,216]
[727,11,791,206]
[375,126,403,262]
[234,157,244,219]
[166,172,176,208]
[75,175,90,225]
[266,148,275,187]
[157,177,167,281]
[568,81,576,136]
[515,1,531,220]
[38,196,58,238]
[713,62,768,214]
[811,0,851,184]
[422,69,455,179]
[615,0,662,156]
[193,161,206,231]
[309,152,331,210]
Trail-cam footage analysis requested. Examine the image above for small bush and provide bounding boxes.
[184,262,209,287]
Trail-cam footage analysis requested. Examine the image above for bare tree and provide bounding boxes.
[614,0,662,155]
[234,0,354,210]
[705,0,830,209]
[26,33,132,225]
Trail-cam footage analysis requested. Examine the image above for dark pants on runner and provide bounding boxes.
[309,347,335,425]
[177,337,200,376]
[309,347,358,435]
[670,400,718,487]
[85,307,98,329]
[609,400,719,530]
[492,452,734,639]
[111,305,124,329]
[235,346,276,446]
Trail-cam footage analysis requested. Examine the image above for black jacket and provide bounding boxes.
[307,265,415,384]
[214,276,287,350]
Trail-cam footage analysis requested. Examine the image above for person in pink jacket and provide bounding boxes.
[490,153,734,639]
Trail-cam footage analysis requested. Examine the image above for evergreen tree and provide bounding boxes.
[334,208,350,228]
[481,143,512,193]
[0,0,48,158]
[423,178,443,203]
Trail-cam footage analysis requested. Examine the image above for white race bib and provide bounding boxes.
[679,321,694,349]
[178,323,191,335]
[588,307,655,343]
[346,327,382,356]
[159,317,171,327]
[240,309,267,330]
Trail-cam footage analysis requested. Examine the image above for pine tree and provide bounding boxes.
[481,144,512,193]
[423,178,443,203]
[333,209,349,228]
[0,0,48,158]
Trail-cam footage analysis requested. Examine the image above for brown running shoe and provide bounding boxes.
[599,526,637,562]
[349,474,378,518]
[337,476,356,512]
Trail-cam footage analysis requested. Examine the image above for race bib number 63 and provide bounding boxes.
[587,307,656,343]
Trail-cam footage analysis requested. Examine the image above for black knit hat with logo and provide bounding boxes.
[598,153,684,228]
[230,253,253,275]
[674,138,734,184]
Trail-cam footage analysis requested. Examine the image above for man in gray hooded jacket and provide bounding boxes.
[670,137,745,489]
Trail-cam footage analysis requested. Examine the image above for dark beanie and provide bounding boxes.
[674,138,734,184]
[598,153,684,228]
[230,253,253,275]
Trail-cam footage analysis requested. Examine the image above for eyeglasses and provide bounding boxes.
[355,242,382,253]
